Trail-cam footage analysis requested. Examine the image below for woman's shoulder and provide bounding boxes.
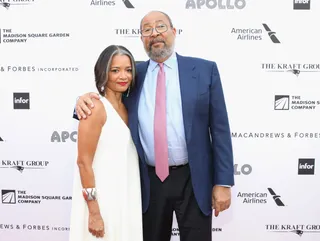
[84,98,107,124]
[92,97,104,109]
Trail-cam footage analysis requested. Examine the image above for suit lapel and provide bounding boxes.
[128,61,149,158]
[177,54,198,144]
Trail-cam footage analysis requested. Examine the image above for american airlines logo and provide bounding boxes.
[267,188,285,206]
[231,23,280,43]
[90,0,134,8]
[122,0,134,8]
[262,24,280,44]
[237,187,286,205]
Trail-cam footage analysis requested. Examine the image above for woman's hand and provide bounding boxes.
[88,212,105,238]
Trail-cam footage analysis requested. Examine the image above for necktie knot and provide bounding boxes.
[158,63,164,70]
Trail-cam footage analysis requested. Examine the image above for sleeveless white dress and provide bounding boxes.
[69,96,143,241]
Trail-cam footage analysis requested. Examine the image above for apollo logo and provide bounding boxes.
[51,131,77,142]
[13,93,30,109]
[186,0,246,9]
[234,164,252,175]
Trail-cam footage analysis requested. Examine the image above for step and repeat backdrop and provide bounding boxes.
[0,0,319,240]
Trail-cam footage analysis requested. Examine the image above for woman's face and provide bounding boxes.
[106,54,132,93]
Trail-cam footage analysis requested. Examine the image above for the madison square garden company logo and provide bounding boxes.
[1,189,71,205]
[0,28,70,44]
[274,95,320,111]
[1,189,70,232]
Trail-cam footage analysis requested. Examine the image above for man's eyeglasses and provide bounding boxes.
[141,24,169,37]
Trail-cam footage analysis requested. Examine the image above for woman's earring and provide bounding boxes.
[126,86,131,97]
[101,86,104,92]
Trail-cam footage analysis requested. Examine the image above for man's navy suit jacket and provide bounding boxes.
[123,53,234,216]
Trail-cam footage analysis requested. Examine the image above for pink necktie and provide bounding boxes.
[154,63,169,182]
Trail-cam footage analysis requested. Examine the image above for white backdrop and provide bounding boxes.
[1,0,320,240]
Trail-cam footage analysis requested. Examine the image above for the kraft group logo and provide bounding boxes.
[261,63,320,77]
[0,160,50,173]
[294,0,310,10]
[13,93,30,109]
[114,28,183,38]
[90,0,134,8]
[0,0,35,10]
[266,224,320,237]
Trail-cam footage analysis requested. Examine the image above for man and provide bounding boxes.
[75,11,234,241]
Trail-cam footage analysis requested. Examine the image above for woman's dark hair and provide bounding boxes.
[94,45,136,96]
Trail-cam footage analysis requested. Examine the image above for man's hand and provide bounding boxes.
[212,185,231,217]
[76,92,100,119]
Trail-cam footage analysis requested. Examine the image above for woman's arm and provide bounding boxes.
[76,98,106,237]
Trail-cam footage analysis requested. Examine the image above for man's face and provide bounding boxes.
[140,12,176,61]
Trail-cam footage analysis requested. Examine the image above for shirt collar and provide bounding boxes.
[149,52,177,72]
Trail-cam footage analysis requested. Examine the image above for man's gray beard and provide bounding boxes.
[147,44,174,62]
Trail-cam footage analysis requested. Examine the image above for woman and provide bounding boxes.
[69,45,143,241]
